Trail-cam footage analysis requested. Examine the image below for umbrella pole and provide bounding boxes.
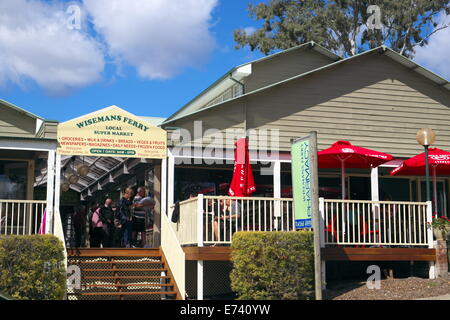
[341,160,345,200]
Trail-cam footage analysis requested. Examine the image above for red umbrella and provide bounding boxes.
[390,148,450,208]
[318,141,394,199]
[228,138,256,197]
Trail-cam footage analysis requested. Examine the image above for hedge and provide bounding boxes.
[230,231,314,300]
[0,235,66,300]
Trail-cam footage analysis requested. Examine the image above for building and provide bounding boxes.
[1,41,449,300]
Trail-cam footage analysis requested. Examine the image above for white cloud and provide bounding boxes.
[0,0,105,95]
[414,13,450,80]
[83,0,218,80]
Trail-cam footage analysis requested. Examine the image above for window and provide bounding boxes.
[0,160,28,200]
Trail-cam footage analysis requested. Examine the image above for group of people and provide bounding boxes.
[72,186,155,248]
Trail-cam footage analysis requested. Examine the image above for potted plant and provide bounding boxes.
[427,215,450,240]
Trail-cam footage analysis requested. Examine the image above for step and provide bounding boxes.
[81,268,167,272]
[79,291,176,296]
[67,248,161,257]
[82,283,174,288]
[82,275,170,280]
[73,261,163,265]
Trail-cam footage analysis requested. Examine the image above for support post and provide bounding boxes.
[426,201,436,279]
[197,260,204,300]
[310,132,322,300]
[197,194,204,247]
[319,197,326,290]
[153,159,166,247]
[197,194,204,300]
[45,150,56,234]
[168,149,175,210]
[273,161,281,230]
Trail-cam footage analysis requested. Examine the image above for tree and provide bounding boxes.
[234,0,450,58]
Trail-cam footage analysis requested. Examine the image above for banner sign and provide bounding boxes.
[291,135,315,229]
[57,105,167,159]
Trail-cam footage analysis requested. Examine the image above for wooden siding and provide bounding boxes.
[244,53,450,158]
[245,48,336,93]
[167,101,246,149]
[0,104,36,137]
[38,121,58,139]
[167,51,450,159]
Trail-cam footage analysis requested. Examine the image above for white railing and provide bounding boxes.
[0,200,46,235]
[161,210,186,300]
[170,195,295,246]
[320,199,433,247]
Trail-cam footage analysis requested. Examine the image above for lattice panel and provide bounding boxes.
[67,255,176,300]
[184,260,235,300]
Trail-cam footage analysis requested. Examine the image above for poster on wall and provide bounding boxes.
[291,133,318,229]
[57,105,167,159]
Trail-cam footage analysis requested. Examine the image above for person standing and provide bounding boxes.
[72,206,85,248]
[90,207,103,248]
[117,187,134,248]
[132,186,154,247]
[99,198,115,248]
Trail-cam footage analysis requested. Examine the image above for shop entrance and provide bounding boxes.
[55,106,167,249]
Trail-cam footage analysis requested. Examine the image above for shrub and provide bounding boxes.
[0,235,66,300]
[230,231,315,300]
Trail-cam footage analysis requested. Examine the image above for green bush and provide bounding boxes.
[0,235,66,300]
[230,231,315,300]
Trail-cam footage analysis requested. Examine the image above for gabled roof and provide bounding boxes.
[162,45,450,126]
[162,41,342,125]
[0,98,44,120]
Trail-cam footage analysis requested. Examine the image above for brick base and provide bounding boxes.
[434,240,449,278]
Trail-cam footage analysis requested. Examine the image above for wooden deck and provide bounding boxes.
[67,248,161,257]
[67,247,436,262]
[183,246,232,261]
[181,247,437,262]
[322,248,436,261]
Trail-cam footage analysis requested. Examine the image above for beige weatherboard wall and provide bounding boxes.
[57,105,167,159]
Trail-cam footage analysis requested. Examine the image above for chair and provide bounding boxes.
[358,215,379,248]
[325,215,340,247]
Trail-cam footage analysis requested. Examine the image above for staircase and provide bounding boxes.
[67,248,180,300]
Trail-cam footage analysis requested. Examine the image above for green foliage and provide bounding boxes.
[230,231,314,300]
[234,0,450,58]
[0,235,66,300]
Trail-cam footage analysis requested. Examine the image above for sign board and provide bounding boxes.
[291,132,322,300]
[291,134,316,229]
[57,106,167,159]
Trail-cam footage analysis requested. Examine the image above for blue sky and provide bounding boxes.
[0,0,449,123]
[0,0,266,122]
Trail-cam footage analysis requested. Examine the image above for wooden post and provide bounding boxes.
[197,194,204,300]
[310,131,323,300]
[45,150,55,234]
[152,159,166,248]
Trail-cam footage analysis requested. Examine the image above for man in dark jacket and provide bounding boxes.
[116,187,134,248]
[99,198,115,248]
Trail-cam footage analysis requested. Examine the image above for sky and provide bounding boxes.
[0,0,449,123]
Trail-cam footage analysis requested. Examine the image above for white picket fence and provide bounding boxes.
[320,199,433,247]
[0,200,46,235]
[168,195,433,248]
